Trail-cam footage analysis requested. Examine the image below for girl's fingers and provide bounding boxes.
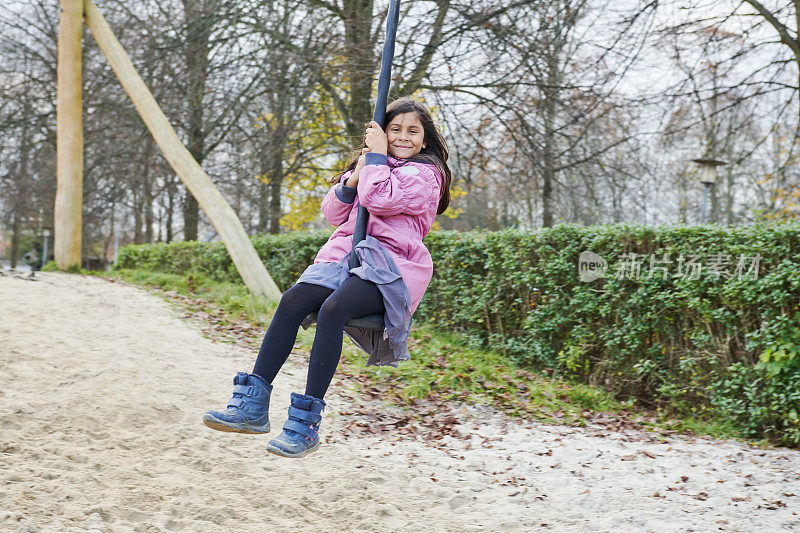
[364,123,386,152]
[361,147,370,154]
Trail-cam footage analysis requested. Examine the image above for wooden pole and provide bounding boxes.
[55,0,84,269]
[83,0,281,302]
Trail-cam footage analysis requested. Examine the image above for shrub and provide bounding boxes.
[117,231,330,290]
[117,221,800,445]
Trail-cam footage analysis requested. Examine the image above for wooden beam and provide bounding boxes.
[55,0,84,269]
[83,0,282,302]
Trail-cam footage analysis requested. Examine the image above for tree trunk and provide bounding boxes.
[541,55,561,228]
[258,179,269,233]
[257,146,271,233]
[182,0,212,241]
[143,141,155,242]
[10,211,19,269]
[541,157,555,228]
[708,84,720,224]
[166,178,175,242]
[133,195,143,243]
[678,171,688,224]
[539,8,569,229]
[724,166,735,224]
[343,0,376,142]
[156,204,163,242]
[145,177,154,242]
[12,96,33,268]
[268,179,282,234]
[183,177,200,241]
[268,146,284,234]
[105,200,116,261]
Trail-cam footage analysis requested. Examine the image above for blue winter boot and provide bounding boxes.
[266,392,326,458]
[202,372,272,433]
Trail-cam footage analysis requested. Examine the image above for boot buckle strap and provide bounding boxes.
[288,405,322,424]
[233,384,253,396]
[283,419,317,439]
[228,397,246,409]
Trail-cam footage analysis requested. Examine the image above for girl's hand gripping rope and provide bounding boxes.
[364,121,388,156]
[346,147,371,187]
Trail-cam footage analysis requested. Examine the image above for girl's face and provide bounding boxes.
[386,112,426,159]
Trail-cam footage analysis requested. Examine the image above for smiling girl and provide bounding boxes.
[203,97,453,457]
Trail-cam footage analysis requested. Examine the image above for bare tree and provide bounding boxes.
[652,0,800,223]
[424,0,659,227]
[0,1,59,265]
[233,0,340,234]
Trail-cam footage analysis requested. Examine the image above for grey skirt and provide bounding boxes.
[297,235,413,367]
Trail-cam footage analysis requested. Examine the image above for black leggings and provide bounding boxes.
[252,277,384,399]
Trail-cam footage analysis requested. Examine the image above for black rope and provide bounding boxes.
[348,0,401,269]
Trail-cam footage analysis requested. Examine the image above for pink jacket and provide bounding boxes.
[314,153,442,314]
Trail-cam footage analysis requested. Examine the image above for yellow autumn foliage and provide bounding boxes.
[254,83,466,231]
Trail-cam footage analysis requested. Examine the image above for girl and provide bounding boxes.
[203,97,452,458]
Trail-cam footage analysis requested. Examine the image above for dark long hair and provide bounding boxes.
[332,97,452,215]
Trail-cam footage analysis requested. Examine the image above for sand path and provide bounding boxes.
[1,272,799,532]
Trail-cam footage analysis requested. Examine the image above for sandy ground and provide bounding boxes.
[1,272,800,533]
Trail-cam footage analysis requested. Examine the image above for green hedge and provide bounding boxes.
[117,232,331,290]
[117,222,800,446]
[419,223,800,446]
